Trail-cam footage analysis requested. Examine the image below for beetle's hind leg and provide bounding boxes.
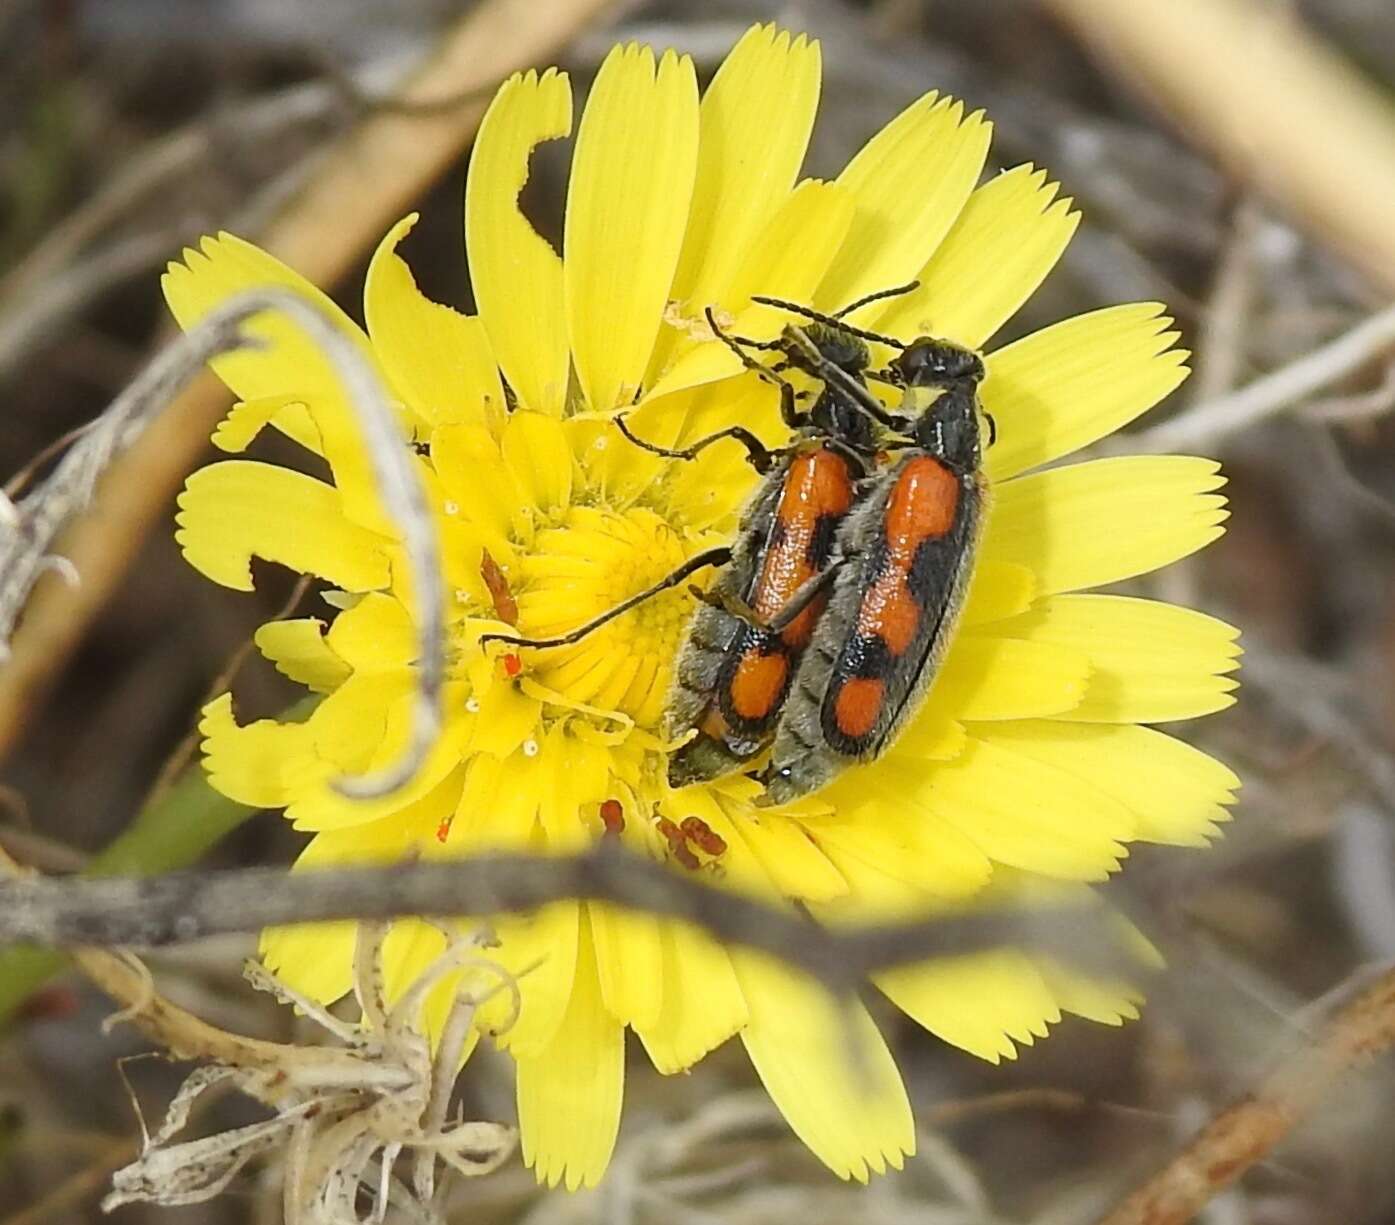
[691,556,845,634]
[480,546,733,652]
[614,415,783,475]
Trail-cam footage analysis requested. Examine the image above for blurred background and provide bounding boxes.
[4,0,1395,1221]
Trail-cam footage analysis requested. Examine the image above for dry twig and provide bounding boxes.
[0,848,1136,994]
[1096,963,1395,1225]
[1132,304,1395,452]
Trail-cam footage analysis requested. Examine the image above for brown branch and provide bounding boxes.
[1044,0,1395,295]
[0,0,622,761]
[1096,964,1395,1225]
[0,848,1136,994]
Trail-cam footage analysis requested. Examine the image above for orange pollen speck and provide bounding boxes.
[680,816,727,857]
[655,815,712,869]
[672,843,700,871]
[435,816,454,844]
[600,799,625,835]
[503,653,522,678]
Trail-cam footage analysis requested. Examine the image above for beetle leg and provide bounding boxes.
[614,415,781,474]
[480,546,734,651]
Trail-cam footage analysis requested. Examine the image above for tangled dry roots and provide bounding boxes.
[104,922,519,1224]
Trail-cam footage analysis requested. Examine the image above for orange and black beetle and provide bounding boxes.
[756,336,988,805]
[481,286,990,808]
[661,304,908,787]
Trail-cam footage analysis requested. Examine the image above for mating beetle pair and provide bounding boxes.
[485,281,990,806]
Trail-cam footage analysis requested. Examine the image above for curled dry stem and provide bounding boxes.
[0,288,444,799]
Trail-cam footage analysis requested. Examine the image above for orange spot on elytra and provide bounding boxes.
[728,649,789,720]
[835,676,885,739]
[884,455,959,544]
[749,448,855,631]
[858,573,921,655]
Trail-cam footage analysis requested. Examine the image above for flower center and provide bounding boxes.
[514,505,697,727]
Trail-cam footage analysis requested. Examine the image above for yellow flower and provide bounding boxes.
[166,25,1240,1190]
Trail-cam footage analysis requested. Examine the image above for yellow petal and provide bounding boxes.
[877,871,1152,1052]
[878,951,1058,1063]
[431,423,530,551]
[200,693,322,808]
[960,559,1037,628]
[733,814,848,902]
[254,618,350,693]
[977,721,1239,846]
[259,917,356,1007]
[878,164,1078,348]
[287,757,465,836]
[465,68,571,415]
[177,460,391,592]
[724,181,859,336]
[894,712,968,761]
[988,870,1155,1024]
[670,24,821,311]
[636,921,748,1074]
[984,304,1190,481]
[817,94,991,316]
[983,456,1228,595]
[468,680,541,759]
[324,592,416,673]
[589,902,664,1028]
[165,235,401,532]
[644,24,823,386]
[539,724,610,848]
[735,952,914,1181]
[450,744,545,851]
[287,686,468,831]
[307,670,403,771]
[908,736,1136,879]
[502,410,574,517]
[480,901,578,1057]
[212,394,317,454]
[809,779,992,900]
[932,635,1091,721]
[380,917,448,1008]
[365,213,504,428]
[1002,594,1241,723]
[516,914,624,1190]
[565,45,699,410]
[1036,960,1142,1026]
[644,179,856,400]
[162,232,377,407]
